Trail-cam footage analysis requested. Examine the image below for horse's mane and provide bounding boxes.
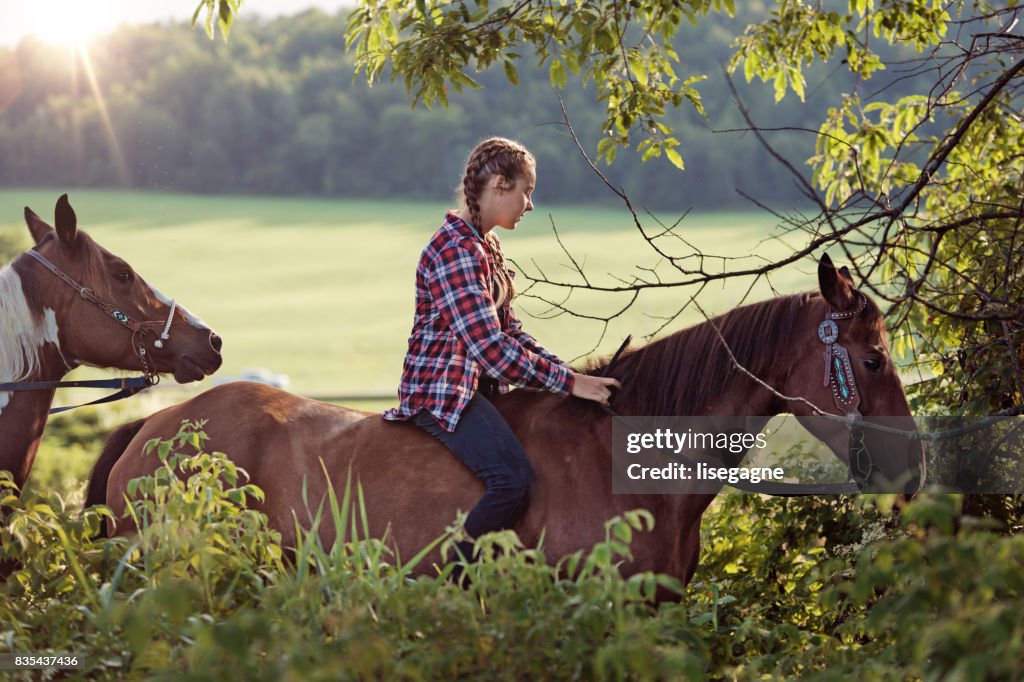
[581,292,822,416]
[0,256,58,384]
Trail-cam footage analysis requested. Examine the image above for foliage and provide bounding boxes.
[690,493,893,676]
[5,425,1024,678]
[191,0,242,40]
[1,424,708,679]
[820,495,1024,680]
[343,0,733,169]
[690,493,1024,680]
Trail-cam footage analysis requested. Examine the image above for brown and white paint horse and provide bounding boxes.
[90,255,921,592]
[0,195,222,491]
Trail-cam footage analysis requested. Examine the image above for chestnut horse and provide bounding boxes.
[89,255,921,589]
[0,195,223,491]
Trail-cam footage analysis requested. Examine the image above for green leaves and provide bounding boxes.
[191,0,243,40]
[6,427,1024,679]
[343,0,727,170]
[548,57,567,89]
[502,58,519,86]
[1,440,712,679]
[808,93,933,206]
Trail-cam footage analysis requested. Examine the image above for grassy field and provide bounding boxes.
[2,189,814,404]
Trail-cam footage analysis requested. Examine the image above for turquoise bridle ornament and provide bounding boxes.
[817,295,866,417]
[818,295,877,488]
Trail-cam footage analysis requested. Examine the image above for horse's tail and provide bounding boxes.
[85,418,146,536]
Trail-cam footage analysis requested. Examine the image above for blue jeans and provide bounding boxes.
[414,394,535,539]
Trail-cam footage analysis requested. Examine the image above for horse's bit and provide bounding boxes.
[817,295,876,487]
[24,249,175,380]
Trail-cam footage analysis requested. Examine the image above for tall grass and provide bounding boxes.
[4,424,1024,679]
[3,422,707,679]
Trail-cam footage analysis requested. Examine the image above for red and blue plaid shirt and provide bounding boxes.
[383,212,575,431]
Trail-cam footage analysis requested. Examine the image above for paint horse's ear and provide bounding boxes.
[55,194,78,245]
[818,253,857,311]
[24,206,54,245]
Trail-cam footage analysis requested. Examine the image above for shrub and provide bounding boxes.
[1,421,709,680]
[4,422,1023,680]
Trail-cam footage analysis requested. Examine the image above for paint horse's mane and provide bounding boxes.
[584,291,847,416]
[0,257,55,387]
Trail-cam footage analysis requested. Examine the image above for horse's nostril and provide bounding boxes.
[210,333,223,352]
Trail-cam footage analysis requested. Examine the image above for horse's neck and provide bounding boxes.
[706,390,781,419]
[0,346,65,489]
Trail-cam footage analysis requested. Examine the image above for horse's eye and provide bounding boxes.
[116,271,133,284]
[863,356,883,372]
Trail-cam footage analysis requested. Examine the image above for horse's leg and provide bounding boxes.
[85,419,147,537]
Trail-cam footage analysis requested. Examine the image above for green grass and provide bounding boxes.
[2,189,809,399]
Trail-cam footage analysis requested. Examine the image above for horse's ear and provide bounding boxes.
[818,253,857,310]
[24,206,54,244]
[55,194,78,245]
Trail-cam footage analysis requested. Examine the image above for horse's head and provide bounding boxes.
[23,195,222,383]
[785,254,923,495]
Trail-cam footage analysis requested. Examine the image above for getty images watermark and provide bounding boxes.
[612,415,1024,495]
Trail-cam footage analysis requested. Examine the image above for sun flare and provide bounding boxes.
[25,1,116,47]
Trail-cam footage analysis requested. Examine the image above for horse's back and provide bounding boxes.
[105,382,372,517]
[130,381,370,445]
[104,384,685,578]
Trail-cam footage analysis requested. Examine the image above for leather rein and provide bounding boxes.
[0,249,175,413]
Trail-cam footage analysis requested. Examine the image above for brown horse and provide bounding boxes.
[89,255,921,590]
[0,195,223,490]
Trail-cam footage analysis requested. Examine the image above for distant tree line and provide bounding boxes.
[0,6,913,210]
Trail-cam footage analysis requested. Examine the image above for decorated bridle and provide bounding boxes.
[817,294,867,417]
[816,294,877,487]
[24,249,176,378]
[593,291,886,494]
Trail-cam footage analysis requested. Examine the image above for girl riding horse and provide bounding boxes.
[382,137,621,564]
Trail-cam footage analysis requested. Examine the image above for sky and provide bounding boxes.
[0,1,351,47]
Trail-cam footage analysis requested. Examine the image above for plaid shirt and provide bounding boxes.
[383,212,575,431]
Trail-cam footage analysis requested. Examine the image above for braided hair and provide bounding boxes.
[457,137,535,230]
[456,137,535,308]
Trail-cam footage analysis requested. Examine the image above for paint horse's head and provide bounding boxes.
[21,195,222,383]
[786,255,923,495]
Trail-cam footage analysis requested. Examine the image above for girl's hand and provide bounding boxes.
[570,373,622,406]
